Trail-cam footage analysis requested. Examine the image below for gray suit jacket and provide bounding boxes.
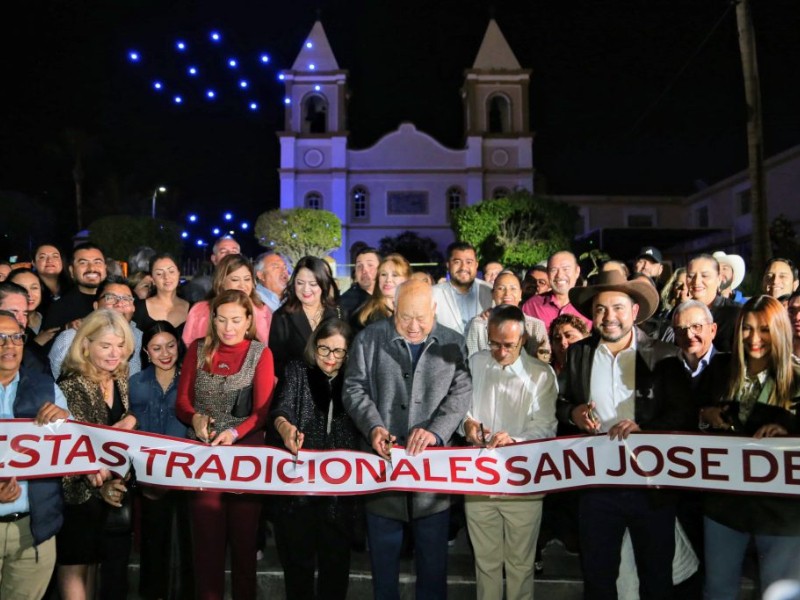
[344,318,472,521]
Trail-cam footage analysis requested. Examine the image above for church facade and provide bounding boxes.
[277,20,535,265]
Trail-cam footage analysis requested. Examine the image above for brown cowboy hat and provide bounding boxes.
[569,270,660,324]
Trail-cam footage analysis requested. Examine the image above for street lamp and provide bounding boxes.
[151,186,167,219]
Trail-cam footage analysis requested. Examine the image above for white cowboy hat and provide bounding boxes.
[712,251,746,291]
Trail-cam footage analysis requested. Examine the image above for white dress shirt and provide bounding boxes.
[467,350,558,442]
[589,334,637,432]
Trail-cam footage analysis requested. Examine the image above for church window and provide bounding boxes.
[302,94,328,134]
[305,192,322,210]
[487,94,511,133]
[352,186,369,221]
[447,187,463,218]
[492,187,510,199]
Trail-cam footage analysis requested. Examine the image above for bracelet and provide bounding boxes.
[227,428,239,441]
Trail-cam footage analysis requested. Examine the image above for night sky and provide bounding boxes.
[2,0,799,254]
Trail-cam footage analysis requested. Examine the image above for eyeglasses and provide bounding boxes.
[316,345,347,359]
[488,340,522,352]
[0,332,27,346]
[101,293,135,306]
[673,322,708,337]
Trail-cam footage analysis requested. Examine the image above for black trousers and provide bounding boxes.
[139,491,195,600]
[273,502,352,600]
[578,489,675,600]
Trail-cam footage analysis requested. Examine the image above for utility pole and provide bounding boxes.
[735,0,770,277]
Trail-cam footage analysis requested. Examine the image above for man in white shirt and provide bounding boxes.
[49,279,143,379]
[557,270,682,600]
[463,304,557,600]
[432,242,492,334]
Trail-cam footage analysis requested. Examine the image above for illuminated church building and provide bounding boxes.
[277,19,534,265]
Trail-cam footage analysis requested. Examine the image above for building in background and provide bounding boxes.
[277,19,800,272]
[277,19,534,265]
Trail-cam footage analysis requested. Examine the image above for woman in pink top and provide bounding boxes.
[182,254,272,346]
[176,289,275,600]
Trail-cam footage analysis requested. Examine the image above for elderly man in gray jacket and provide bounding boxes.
[344,279,472,600]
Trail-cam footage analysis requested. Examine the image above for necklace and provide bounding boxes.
[303,305,323,329]
[99,378,114,406]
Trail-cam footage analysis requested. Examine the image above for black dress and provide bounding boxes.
[268,304,341,380]
[268,361,362,600]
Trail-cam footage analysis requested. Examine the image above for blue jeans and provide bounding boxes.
[366,509,450,600]
[704,516,800,599]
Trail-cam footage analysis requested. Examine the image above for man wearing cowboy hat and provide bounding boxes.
[556,270,684,600]
[712,251,746,305]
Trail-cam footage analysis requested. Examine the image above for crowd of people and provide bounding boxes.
[1,236,800,600]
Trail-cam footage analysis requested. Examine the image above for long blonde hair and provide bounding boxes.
[727,295,796,410]
[358,254,411,326]
[201,289,256,369]
[61,309,134,382]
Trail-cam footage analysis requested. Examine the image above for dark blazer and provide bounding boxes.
[663,296,740,353]
[268,304,341,380]
[269,361,361,527]
[704,364,800,535]
[652,350,732,431]
[556,327,681,430]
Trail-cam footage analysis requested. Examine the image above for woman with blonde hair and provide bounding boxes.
[701,295,800,599]
[352,253,411,332]
[56,309,138,600]
[176,289,275,600]
[660,267,690,312]
[182,254,272,346]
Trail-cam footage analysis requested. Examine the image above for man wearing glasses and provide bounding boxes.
[462,304,557,600]
[0,309,70,599]
[41,242,108,332]
[48,277,143,379]
[0,282,52,376]
[344,279,471,600]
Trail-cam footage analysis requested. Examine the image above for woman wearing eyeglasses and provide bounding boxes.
[269,318,360,600]
[700,295,800,599]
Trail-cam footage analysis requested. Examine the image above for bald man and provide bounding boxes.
[344,280,472,599]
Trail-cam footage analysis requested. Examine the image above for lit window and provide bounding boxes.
[352,187,369,220]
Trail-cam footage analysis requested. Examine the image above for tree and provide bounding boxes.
[88,216,183,260]
[254,208,341,265]
[770,214,800,265]
[450,191,578,269]
[379,231,444,265]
